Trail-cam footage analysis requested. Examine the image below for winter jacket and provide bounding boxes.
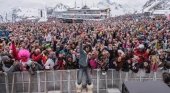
[89,59,97,69]
[78,42,88,67]
[31,54,43,63]
[44,58,55,69]
[134,49,149,63]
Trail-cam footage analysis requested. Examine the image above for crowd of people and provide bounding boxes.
[0,14,170,75]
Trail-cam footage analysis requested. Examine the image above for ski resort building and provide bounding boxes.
[49,5,111,21]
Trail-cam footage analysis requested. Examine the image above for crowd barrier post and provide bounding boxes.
[37,71,41,92]
[28,73,31,93]
[21,72,24,92]
[52,70,56,90]
[4,73,9,93]
[125,72,128,82]
[44,71,47,93]
[154,72,157,81]
[139,70,142,82]
[105,72,108,93]
[97,69,100,93]
[119,71,122,90]
[60,71,63,92]
[111,69,114,88]
[68,70,71,93]
[11,73,15,93]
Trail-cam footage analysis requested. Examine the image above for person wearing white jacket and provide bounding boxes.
[44,58,54,70]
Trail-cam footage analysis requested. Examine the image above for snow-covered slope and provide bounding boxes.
[143,0,161,12]
[143,0,170,12]
[0,0,149,19]
[98,0,131,16]
[0,0,170,22]
[15,8,40,18]
[53,3,69,12]
[97,0,149,16]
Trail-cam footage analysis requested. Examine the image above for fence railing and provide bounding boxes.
[0,69,169,93]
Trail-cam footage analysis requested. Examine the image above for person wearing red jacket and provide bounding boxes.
[134,44,149,64]
[42,56,48,64]
[133,44,150,73]
[55,53,66,70]
[31,49,43,66]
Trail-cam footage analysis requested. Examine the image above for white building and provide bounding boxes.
[50,5,110,20]
[152,10,170,15]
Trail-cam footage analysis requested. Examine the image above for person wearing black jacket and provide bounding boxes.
[0,53,21,73]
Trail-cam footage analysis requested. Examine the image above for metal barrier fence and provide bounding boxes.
[0,69,169,93]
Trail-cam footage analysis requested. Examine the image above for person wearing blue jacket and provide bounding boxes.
[76,33,93,93]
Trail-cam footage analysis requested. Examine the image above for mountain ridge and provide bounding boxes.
[0,0,170,22]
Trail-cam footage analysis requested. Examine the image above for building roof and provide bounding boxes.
[82,5,90,9]
[153,10,170,15]
[68,8,109,11]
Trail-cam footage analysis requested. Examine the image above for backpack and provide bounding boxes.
[89,59,97,69]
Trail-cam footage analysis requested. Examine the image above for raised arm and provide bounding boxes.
[79,32,86,54]
[11,41,19,60]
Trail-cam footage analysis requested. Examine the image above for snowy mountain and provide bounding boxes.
[143,0,170,12]
[0,0,148,19]
[98,0,132,16]
[0,0,170,22]
[97,0,148,16]
[143,0,157,9]
[11,3,69,22]
[15,8,40,18]
[11,7,48,22]
[11,7,40,22]
[53,3,69,12]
